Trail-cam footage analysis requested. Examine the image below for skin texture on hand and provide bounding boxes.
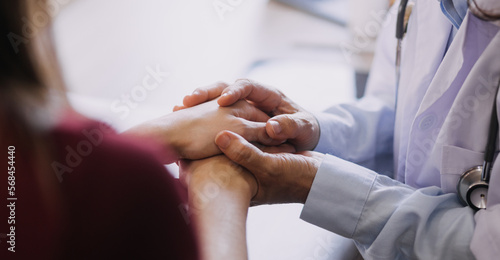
[215,130,324,205]
[181,79,321,151]
[124,99,280,161]
[179,156,257,260]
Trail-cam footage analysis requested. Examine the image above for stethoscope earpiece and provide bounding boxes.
[457,166,489,211]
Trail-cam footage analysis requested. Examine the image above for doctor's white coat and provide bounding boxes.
[301,0,500,259]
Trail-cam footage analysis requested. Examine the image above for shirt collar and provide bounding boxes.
[440,0,469,28]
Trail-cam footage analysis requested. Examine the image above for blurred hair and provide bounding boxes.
[0,0,67,124]
[0,0,65,237]
[0,2,39,86]
[0,0,68,147]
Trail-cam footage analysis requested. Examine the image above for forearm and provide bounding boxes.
[188,170,255,260]
[193,187,251,260]
[122,114,179,163]
[178,154,258,260]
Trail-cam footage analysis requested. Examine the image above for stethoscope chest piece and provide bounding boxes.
[455,80,499,211]
[457,166,488,211]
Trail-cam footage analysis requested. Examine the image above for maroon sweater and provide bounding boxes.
[0,114,199,259]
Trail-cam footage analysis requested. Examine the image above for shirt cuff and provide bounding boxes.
[300,154,377,238]
[313,112,345,155]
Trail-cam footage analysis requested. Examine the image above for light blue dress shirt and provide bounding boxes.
[300,1,500,259]
[441,0,469,28]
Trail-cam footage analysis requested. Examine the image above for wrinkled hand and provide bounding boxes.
[125,99,280,161]
[214,130,324,205]
[180,80,320,151]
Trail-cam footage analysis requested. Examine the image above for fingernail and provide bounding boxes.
[270,121,281,135]
[216,134,231,149]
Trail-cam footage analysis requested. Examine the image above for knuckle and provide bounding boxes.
[235,78,252,85]
[265,155,281,177]
[214,81,228,88]
[282,115,299,132]
[230,143,262,169]
[242,122,270,143]
[299,117,312,130]
[300,116,316,138]
[238,120,251,137]
[258,128,272,144]
[231,147,251,165]
[234,78,254,91]
[193,87,206,95]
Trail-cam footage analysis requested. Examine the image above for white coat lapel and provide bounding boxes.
[398,0,451,120]
[394,0,452,182]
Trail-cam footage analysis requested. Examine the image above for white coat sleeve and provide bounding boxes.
[301,154,477,260]
[314,5,397,163]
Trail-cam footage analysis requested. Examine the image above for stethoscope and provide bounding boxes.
[457,99,497,210]
[395,0,498,211]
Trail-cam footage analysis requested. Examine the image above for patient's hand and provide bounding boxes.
[179,155,258,203]
[124,99,279,161]
[180,79,320,152]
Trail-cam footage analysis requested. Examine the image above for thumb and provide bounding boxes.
[266,112,320,151]
[215,130,268,174]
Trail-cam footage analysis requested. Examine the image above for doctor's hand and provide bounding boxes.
[180,80,321,152]
[124,99,279,162]
[215,130,324,205]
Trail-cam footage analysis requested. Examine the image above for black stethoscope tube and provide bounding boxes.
[482,85,499,183]
[395,0,410,107]
[396,0,410,40]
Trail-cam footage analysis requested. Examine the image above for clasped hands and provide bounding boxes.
[126,79,324,205]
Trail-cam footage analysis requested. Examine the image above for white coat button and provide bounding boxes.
[419,114,436,130]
